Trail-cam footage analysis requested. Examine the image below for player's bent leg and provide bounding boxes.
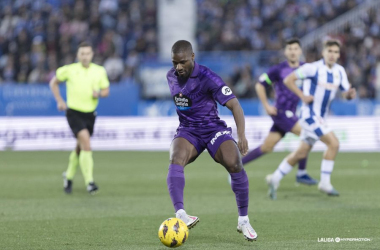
[169,138,199,167]
[65,143,80,179]
[320,132,340,160]
[318,132,340,196]
[290,122,317,183]
[290,122,302,136]
[77,129,91,151]
[169,138,200,229]
[242,132,282,166]
[287,141,311,165]
[260,132,283,154]
[77,129,97,194]
[290,123,317,185]
[63,144,80,194]
[215,140,257,241]
[267,141,312,199]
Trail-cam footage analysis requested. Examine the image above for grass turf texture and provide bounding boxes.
[0,151,379,250]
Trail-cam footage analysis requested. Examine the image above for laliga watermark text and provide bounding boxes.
[318,237,371,243]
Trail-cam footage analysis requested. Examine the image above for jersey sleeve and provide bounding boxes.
[56,65,69,82]
[99,67,110,89]
[339,68,350,92]
[295,63,317,79]
[206,72,236,106]
[258,66,278,86]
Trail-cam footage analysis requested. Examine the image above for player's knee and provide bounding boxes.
[82,145,91,151]
[296,150,308,160]
[329,140,340,152]
[225,159,243,173]
[78,140,91,151]
[170,152,189,166]
[261,144,274,153]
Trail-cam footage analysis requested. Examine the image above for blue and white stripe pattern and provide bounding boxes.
[296,59,350,119]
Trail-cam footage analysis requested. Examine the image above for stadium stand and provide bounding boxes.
[0,0,157,84]
[0,0,378,99]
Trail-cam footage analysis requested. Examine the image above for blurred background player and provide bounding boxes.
[49,42,110,194]
[166,40,257,241]
[266,40,356,199]
[241,38,318,185]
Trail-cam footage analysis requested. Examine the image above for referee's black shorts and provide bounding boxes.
[66,108,96,137]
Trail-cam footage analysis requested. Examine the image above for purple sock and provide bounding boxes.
[230,169,249,216]
[167,164,185,212]
[298,157,307,170]
[242,146,264,165]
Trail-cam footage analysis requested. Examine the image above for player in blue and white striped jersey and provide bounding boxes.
[266,40,356,199]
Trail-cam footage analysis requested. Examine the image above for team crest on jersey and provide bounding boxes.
[222,86,233,96]
[174,93,192,111]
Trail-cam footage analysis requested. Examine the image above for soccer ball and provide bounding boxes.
[158,218,189,248]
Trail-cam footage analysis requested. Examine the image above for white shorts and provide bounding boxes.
[299,115,332,146]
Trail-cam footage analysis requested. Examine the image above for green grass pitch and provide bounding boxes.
[0,151,379,250]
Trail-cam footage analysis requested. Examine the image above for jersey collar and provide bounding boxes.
[321,59,336,71]
[78,62,92,69]
[190,62,199,78]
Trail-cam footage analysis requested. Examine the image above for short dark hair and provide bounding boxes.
[285,38,301,47]
[323,39,341,49]
[78,41,93,50]
[171,40,193,54]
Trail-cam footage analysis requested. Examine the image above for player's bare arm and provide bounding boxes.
[225,98,248,156]
[284,72,314,104]
[93,87,110,99]
[49,76,67,111]
[255,82,277,116]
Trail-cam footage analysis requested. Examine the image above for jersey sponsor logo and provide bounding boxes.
[173,93,192,111]
[210,130,231,145]
[317,81,339,90]
[222,86,233,96]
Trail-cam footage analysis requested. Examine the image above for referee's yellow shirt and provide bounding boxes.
[56,62,110,112]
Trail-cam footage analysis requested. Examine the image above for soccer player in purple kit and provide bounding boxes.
[166,40,258,241]
[242,38,318,185]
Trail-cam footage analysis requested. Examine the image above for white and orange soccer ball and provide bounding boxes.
[158,218,189,248]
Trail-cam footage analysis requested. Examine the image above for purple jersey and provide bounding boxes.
[167,62,236,133]
[259,61,304,113]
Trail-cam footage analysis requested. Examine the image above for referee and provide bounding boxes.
[49,42,110,194]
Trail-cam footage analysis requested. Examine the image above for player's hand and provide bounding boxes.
[265,105,277,116]
[302,95,314,104]
[93,90,100,99]
[57,100,67,111]
[237,135,249,156]
[347,88,356,100]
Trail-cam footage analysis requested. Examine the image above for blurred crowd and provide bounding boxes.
[197,0,378,99]
[196,0,364,51]
[0,0,378,99]
[0,0,157,84]
[305,10,379,99]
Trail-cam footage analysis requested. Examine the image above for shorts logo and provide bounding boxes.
[174,93,192,111]
[285,110,294,118]
[210,130,231,145]
[222,86,232,96]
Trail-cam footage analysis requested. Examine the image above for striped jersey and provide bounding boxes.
[295,59,350,119]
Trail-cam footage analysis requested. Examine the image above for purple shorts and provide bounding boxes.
[270,110,299,137]
[173,127,235,159]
